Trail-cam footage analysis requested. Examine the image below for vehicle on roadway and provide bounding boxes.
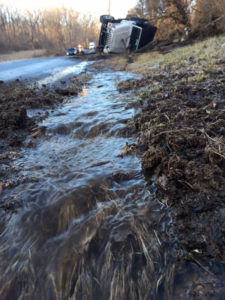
[98,15,157,54]
[88,42,96,54]
[66,45,86,56]
[77,44,85,55]
[89,42,96,49]
[66,47,77,56]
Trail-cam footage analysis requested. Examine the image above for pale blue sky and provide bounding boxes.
[1,0,138,18]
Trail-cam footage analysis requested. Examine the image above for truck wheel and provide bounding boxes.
[100,15,114,23]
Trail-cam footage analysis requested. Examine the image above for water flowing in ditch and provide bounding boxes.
[0,69,173,299]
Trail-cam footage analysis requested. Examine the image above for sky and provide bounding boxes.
[1,0,138,18]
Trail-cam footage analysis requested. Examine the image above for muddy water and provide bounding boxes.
[0,71,171,299]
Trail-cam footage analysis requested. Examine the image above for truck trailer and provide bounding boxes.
[98,15,157,54]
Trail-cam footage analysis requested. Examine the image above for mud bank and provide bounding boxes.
[117,57,225,298]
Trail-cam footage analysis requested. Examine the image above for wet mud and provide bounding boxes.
[0,74,91,204]
[0,75,90,148]
[118,58,225,298]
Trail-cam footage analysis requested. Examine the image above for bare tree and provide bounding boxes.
[0,5,100,54]
[133,0,225,39]
[192,0,225,36]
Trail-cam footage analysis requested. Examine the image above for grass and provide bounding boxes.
[99,34,225,76]
[127,34,225,74]
[0,49,48,62]
[182,72,211,84]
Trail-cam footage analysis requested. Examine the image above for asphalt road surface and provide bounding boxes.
[0,56,90,84]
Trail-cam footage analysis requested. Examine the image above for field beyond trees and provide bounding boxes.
[0,49,49,62]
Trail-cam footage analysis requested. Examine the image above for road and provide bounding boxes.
[0,56,90,84]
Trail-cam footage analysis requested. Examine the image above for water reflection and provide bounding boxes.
[80,86,88,97]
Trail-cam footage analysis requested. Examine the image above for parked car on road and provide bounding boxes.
[66,45,86,56]
[66,47,77,56]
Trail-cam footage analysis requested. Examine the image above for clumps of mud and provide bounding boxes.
[55,74,91,96]
[0,74,91,201]
[0,74,91,150]
[118,59,225,299]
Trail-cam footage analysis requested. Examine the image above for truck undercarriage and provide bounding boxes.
[98,15,157,54]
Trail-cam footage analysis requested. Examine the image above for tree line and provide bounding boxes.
[130,0,225,40]
[0,5,99,53]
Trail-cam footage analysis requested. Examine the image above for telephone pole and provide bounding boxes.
[108,0,111,15]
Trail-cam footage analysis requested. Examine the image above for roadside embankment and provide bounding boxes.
[113,35,225,298]
[92,35,225,74]
[91,36,225,299]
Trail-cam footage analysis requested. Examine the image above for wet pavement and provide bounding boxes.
[0,56,88,82]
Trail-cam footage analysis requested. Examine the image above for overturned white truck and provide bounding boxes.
[98,15,157,54]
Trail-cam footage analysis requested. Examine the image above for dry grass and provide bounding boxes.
[127,34,225,74]
[0,49,48,62]
[91,54,128,71]
[97,34,225,75]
